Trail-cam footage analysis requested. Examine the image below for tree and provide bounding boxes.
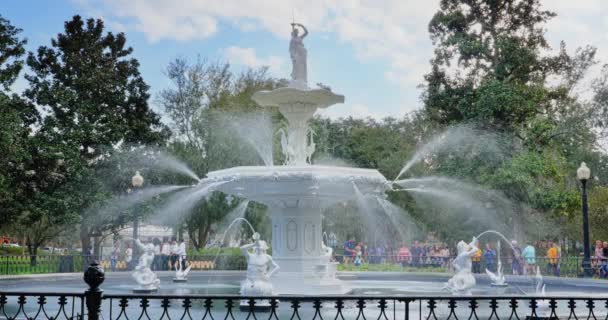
[0,15,26,91]
[158,57,285,248]
[24,15,169,252]
[0,15,28,225]
[423,0,566,133]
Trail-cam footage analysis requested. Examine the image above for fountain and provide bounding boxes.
[444,237,479,295]
[202,22,388,294]
[239,232,279,310]
[173,257,191,282]
[132,239,161,293]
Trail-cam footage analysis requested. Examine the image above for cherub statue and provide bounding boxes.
[132,239,161,290]
[240,232,279,296]
[445,237,478,294]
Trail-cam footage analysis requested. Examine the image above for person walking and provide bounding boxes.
[170,237,179,269]
[124,244,133,270]
[160,238,171,270]
[483,243,496,272]
[177,238,187,270]
[510,240,523,275]
[522,242,536,275]
[472,245,482,273]
[152,238,161,271]
[547,242,559,276]
[110,242,120,272]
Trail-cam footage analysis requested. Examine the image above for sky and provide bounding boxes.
[3,0,608,120]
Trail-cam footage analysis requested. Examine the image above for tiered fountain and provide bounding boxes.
[203,23,388,294]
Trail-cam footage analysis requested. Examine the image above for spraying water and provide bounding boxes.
[394,126,504,181]
[93,185,190,220]
[213,201,252,247]
[152,181,227,224]
[223,112,275,166]
[155,152,201,182]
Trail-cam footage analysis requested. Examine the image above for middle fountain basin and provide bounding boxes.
[205,165,388,294]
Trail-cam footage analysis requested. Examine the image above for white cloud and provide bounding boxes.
[224,46,284,74]
[77,0,439,91]
[77,0,608,119]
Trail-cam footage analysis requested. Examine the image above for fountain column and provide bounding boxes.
[269,206,323,272]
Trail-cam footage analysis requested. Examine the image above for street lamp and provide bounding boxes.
[131,171,144,255]
[577,162,592,277]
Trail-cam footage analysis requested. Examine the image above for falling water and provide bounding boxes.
[224,113,274,166]
[376,197,413,244]
[214,201,252,246]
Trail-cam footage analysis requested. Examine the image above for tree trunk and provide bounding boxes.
[27,242,38,267]
[188,227,200,249]
[80,225,90,252]
[197,224,211,250]
[93,236,101,260]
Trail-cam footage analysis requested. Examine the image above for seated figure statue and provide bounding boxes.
[132,239,160,291]
[445,237,478,295]
[240,232,279,296]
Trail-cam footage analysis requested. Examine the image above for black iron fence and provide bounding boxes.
[3,262,608,319]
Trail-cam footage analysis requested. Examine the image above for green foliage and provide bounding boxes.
[0,15,26,91]
[157,57,285,247]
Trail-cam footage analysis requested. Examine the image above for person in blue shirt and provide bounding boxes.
[483,243,497,272]
[522,242,536,275]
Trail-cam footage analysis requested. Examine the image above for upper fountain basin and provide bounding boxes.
[253,87,344,110]
[204,165,388,208]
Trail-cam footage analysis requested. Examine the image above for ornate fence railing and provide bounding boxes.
[4,291,608,320]
[0,292,85,320]
[1,261,608,319]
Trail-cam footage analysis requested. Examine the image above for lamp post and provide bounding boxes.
[577,162,592,277]
[131,171,144,255]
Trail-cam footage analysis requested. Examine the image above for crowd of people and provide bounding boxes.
[106,237,187,272]
[340,239,453,267]
[337,237,608,278]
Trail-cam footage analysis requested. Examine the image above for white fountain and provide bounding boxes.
[445,237,479,295]
[203,22,388,294]
[173,257,192,282]
[239,232,279,309]
[132,239,161,293]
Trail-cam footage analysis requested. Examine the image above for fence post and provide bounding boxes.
[84,260,105,320]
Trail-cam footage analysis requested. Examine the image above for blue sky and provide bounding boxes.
[3,0,608,120]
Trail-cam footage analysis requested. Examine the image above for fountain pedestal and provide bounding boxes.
[269,206,348,294]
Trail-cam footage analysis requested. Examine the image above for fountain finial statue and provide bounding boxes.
[289,22,308,89]
[445,237,479,294]
[240,232,280,296]
[132,239,161,292]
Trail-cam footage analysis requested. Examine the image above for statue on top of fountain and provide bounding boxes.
[240,232,280,296]
[289,22,308,89]
[445,237,479,295]
[132,239,161,291]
